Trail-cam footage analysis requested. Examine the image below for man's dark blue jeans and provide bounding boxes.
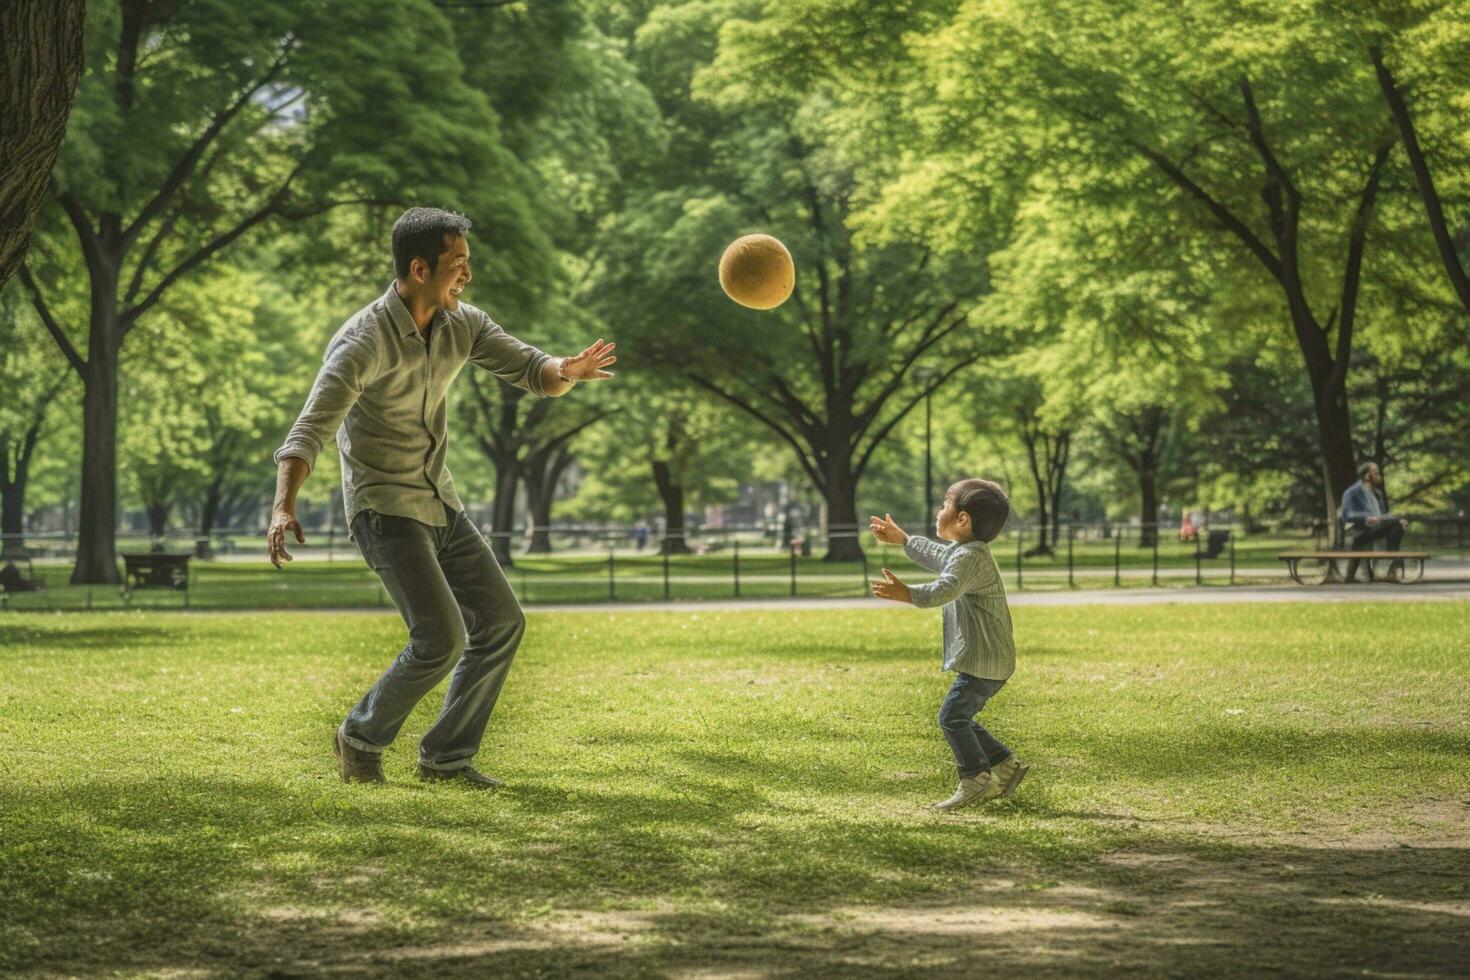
[938,672,1013,779]
[340,503,525,771]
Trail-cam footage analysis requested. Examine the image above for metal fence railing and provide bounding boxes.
[1,517,1465,612]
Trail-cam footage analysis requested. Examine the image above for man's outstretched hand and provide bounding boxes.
[560,339,617,381]
[267,510,305,570]
[870,568,912,603]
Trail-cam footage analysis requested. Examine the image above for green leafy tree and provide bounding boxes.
[1364,3,1470,317]
[978,177,1231,544]
[116,263,312,547]
[22,0,557,583]
[0,287,72,557]
[458,371,613,562]
[1196,356,1325,523]
[787,0,1465,524]
[591,3,996,561]
[1350,337,1470,512]
[443,2,666,556]
[564,376,756,552]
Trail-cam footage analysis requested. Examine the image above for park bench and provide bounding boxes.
[0,558,46,609]
[1277,550,1430,586]
[1201,529,1231,559]
[120,552,193,607]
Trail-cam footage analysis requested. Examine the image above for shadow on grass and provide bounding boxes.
[3,771,1465,977]
[0,621,189,651]
[2,707,1467,976]
[1057,724,1470,783]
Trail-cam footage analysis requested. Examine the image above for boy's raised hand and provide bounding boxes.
[868,513,908,545]
[870,568,913,603]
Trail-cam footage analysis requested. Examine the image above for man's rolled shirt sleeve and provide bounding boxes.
[273,329,383,474]
[469,309,553,396]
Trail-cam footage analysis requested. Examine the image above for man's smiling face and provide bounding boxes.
[426,233,472,312]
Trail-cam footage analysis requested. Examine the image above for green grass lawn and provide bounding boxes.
[2,603,1468,976]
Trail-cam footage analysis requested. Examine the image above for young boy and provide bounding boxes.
[869,479,1026,811]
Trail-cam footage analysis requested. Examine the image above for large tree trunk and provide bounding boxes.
[1029,491,1051,555]
[1138,467,1158,548]
[1019,421,1053,556]
[651,459,690,555]
[214,483,257,534]
[145,500,170,546]
[2,420,43,558]
[0,478,24,559]
[522,462,554,555]
[820,453,863,562]
[1137,82,1387,530]
[0,0,86,291]
[194,477,223,558]
[1046,431,1071,552]
[463,381,526,568]
[73,280,123,583]
[1237,91,1383,523]
[489,463,518,566]
[199,476,223,538]
[1116,408,1164,548]
[1312,374,1357,524]
[522,444,575,555]
[197,428,243,541]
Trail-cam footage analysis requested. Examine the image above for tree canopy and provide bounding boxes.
[7,0,1468,571]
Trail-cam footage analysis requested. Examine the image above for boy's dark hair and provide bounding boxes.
[392,207,471,280]
[952,478,1009,542]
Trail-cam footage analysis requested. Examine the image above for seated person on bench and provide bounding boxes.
[0,561,44,593]
[1340,461,1409,583]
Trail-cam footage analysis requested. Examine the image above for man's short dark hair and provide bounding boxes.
[1358,461,1377,480]
[392,207,471,280]
[952,478,1009,543]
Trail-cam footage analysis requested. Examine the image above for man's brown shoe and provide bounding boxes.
[334,729,385,783]
[416,764,503,790]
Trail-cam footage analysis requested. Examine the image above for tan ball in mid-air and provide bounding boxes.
[718,234,795,310]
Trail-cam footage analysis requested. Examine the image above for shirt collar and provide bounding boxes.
[384,282,420,338]
[386,282,449,338]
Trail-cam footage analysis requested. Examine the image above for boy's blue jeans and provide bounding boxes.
[938,672,1012,779]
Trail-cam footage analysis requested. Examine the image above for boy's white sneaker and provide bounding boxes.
[931,770,1002,811]
[992,756,1030,798]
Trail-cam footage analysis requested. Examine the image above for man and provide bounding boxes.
[1340,461,1409,583]
[267,207,615,787]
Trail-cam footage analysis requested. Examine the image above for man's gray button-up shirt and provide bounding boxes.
[274,283,552,536]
